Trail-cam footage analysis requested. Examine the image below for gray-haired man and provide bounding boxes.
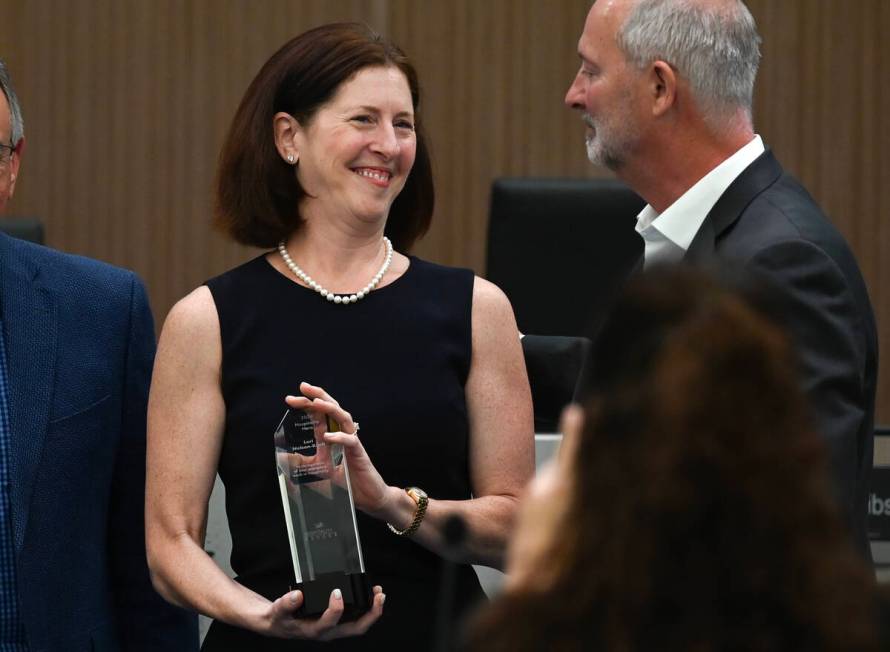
[0,59,196,650]
[565,0,877,557]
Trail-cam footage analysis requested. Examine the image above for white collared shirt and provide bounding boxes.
[635,135,766,269]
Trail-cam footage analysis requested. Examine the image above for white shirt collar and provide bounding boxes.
[636,135,765,267]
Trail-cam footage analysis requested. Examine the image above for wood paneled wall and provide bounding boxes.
[2,1,889,421]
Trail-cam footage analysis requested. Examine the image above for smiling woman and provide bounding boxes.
[214,23,433,255]
[144,22,533,652]
[277,66,418,236]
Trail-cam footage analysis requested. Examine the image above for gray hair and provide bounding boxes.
[0,58,24,146]
[616,0,761,127]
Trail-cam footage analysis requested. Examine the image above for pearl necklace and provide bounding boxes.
[277,237,394,304]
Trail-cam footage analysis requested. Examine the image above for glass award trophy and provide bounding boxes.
[274,408,372,618]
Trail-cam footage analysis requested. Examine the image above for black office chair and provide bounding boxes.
[521,334,589,433]
[486,177,644,338]
[0,217,44,244]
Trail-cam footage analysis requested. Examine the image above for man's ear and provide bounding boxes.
[8,136,24,197]
[272,113,301,165]
[650,60,677,117]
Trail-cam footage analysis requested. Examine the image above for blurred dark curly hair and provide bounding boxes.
[466,265,878,652]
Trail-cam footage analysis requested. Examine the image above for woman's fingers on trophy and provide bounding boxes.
[309,588,347,638]
[309,399,356,435]
[287,383,356,434]
[323,429,363,449]
[267,589,304,634]
[347,585,386,635]
[273,589,302,613]
[285,382,336,410]
[325,407,356,434]
[299,381,341,407]
[320,585,386,641]
[284,393,313,410]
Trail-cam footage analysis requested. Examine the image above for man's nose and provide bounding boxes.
[565,74,585,110]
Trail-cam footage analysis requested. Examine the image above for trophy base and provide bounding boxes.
[292,572,372,621]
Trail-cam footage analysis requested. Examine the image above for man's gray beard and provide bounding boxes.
[586,135,625,171]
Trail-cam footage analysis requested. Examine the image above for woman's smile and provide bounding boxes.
[292,65,416,222]
[352,166,393,187]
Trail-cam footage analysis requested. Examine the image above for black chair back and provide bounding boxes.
[486,177,644,337]
[522,335,589,432]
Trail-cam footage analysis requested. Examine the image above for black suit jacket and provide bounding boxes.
[684,150,878,557]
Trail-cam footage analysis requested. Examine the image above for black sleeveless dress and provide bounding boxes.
[202,254,486,650]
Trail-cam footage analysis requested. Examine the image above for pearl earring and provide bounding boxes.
[287,154,296,164]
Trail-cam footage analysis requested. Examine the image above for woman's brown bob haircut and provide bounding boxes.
[214,23,433,251]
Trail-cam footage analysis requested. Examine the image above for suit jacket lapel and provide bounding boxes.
[685,149,784,264]
[629,252,644,277]
[0,235,57,553]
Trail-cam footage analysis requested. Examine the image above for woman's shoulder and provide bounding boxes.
[470,277,520,355]
[472,276,510,308]
[156,285,222,372]
[164,286,219,338]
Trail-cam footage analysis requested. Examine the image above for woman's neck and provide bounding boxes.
[276,218,392,294]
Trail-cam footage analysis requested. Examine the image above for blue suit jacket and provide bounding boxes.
[0,232,197,651]
[685,150,878,558]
